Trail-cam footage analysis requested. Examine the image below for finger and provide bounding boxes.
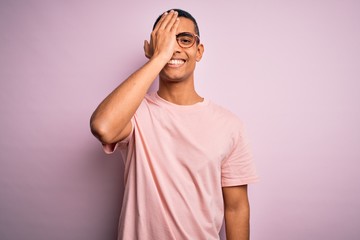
[170,17,180,34]
[165,11,178,31]
[153,11,168,32]
[159,10,175,30]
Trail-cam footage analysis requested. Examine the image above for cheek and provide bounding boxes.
[187,50,198,63]
[186,58,197,69]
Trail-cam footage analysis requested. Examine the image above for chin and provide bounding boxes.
[161,77,185,83]
[160,71,186,82]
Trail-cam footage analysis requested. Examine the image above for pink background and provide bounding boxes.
[1,0,359,239]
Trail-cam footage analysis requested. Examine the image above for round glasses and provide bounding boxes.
[176,32,200,48]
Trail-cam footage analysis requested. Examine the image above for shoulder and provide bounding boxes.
[144,92,157,103]
[207,100,244,128]
[134,92,159,113]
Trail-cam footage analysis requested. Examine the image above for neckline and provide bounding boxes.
[151,92,209,109]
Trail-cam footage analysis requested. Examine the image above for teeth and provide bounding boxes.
[168,59,185,65]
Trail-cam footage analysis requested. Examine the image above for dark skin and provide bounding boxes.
[223,185,250,240]
[90,10,250,240]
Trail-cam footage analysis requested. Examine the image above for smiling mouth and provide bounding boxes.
[167,59,185,66]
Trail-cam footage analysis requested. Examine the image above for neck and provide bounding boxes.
[157,78,203,105]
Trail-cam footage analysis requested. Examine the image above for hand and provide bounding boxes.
[144,10,180,61]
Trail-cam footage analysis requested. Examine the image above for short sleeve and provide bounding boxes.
[101,118,135,154]
[221,124,259,186]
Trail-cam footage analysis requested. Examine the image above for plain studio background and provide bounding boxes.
[1,0,359,239]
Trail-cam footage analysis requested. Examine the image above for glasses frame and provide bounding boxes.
[175,32,200,48]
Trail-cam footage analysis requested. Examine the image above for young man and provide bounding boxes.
[90,9,258,240]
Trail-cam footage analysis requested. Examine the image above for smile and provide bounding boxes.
[167,59,185,66]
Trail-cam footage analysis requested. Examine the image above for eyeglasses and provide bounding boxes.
[176,32,200,48]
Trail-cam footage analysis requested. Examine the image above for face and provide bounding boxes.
[159,17,204,83]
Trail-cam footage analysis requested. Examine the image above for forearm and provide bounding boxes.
[90,56,167,143]
[90,11,179,144]
[224,205,250,240]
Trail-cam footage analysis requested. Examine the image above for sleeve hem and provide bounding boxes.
[102,142,118,154]
[101,119,135,154]
[222,177,260,187]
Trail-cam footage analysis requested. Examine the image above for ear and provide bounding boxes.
[196,43,204,62]
[144,40,152,59]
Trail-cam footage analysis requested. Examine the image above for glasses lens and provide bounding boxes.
[177,33,195,48]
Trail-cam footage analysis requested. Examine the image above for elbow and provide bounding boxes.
[90,117,116,144]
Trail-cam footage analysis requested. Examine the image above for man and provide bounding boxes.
[90,9,258,240]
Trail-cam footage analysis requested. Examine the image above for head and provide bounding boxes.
[153,9,200,37]
[152,9,204,83]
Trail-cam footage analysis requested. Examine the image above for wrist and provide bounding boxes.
[144,55,169,74]
[150,52,171,65]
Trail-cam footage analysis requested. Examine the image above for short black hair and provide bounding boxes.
[152,9,200,37]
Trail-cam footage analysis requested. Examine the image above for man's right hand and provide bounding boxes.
[144,10,180,62]
[91,11,180,145]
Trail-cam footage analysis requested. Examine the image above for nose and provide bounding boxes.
[173,40,182,53]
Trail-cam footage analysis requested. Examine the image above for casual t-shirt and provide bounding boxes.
[104,92,259,240]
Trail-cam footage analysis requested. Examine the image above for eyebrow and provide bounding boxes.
[176,32,196,37]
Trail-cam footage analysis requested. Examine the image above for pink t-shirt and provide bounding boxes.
[105,92,258,240]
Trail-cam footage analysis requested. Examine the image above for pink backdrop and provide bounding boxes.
[1,1,359,239]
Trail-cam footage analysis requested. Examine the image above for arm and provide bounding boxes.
[222,185,250,240]
[90,11,179,144]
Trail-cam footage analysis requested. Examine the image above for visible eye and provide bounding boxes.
[178,36,193,45]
